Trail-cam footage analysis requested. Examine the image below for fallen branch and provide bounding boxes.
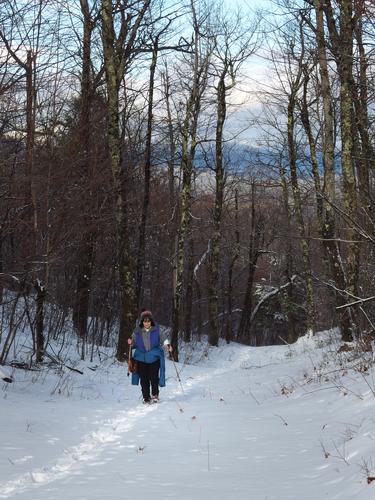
[43,351,84,375]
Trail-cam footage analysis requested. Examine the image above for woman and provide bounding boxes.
[128,310,172,403]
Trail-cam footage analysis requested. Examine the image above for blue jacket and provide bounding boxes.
[131,325,166,387]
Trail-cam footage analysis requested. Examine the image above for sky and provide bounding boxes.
[1,328,375,499]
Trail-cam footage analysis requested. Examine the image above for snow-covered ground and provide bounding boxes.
[1,330,375,499]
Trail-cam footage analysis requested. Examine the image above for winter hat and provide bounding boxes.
[139,309,155,327]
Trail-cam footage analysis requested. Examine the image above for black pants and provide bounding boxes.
[137,360,160,400]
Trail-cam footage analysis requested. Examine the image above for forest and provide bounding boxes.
[0,0,374,365]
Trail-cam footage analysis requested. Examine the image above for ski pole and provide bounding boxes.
[170,349,184,394]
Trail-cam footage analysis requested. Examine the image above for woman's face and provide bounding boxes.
[143,318,152,327]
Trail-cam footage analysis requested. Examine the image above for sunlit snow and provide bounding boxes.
[1,330,375,499]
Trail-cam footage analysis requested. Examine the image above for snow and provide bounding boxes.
[1,330,375,499]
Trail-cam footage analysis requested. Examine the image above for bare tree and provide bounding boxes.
[285,19,316,334]
[299,0,350,338]
[207,6,259,346]
[225,187,240,343]
[135,13,187,309]
[0,0,50,361]
[170,0,211,360]
[72,0,100,349]
[100,0,152,361]
[322,0,359,340]
[237,182,266,342]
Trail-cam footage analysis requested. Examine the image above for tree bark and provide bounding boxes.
[311,0,351,338]
[161,66,177,309]
[183,237,194,343]
[237,183,263,343]
[278,157,297,344]
[136,38,159,308]
[101,0,152,360]
[26,49,45,362]
[208,71,227,347]
[352,3,373,210]
[73,0,95,343]
[286,42,315,334]
[171,122,194,360]
[225,188,239,344]
[171,11,209,360]
[323,0,359,340]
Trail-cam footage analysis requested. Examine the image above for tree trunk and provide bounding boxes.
[136,38,158,308]
[161,66,177,309]
[26,49,45,362]
[170,16,209,360]
[338,0,359,303]
[287,73,315,334]
[74,236,95,346]
[208,73,227,347]
[101,0,137,361]
[73,0,95,342]
[183,237,194,343]
[35,279,46,361]
[225,188,239,344]
[300,70,323,224]
[312,0,350,339]
[171,138,193,361]
[237,183,263,343]
[353,4,373,211]
[278,158,297,344]
[323,0,359,341]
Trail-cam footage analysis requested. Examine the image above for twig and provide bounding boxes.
[248,388,260,405]
[336,295,375,310]
[274,414,288,426]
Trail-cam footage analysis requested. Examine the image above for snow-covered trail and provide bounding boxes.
[1,340,374,500]
[0,350,242,499]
